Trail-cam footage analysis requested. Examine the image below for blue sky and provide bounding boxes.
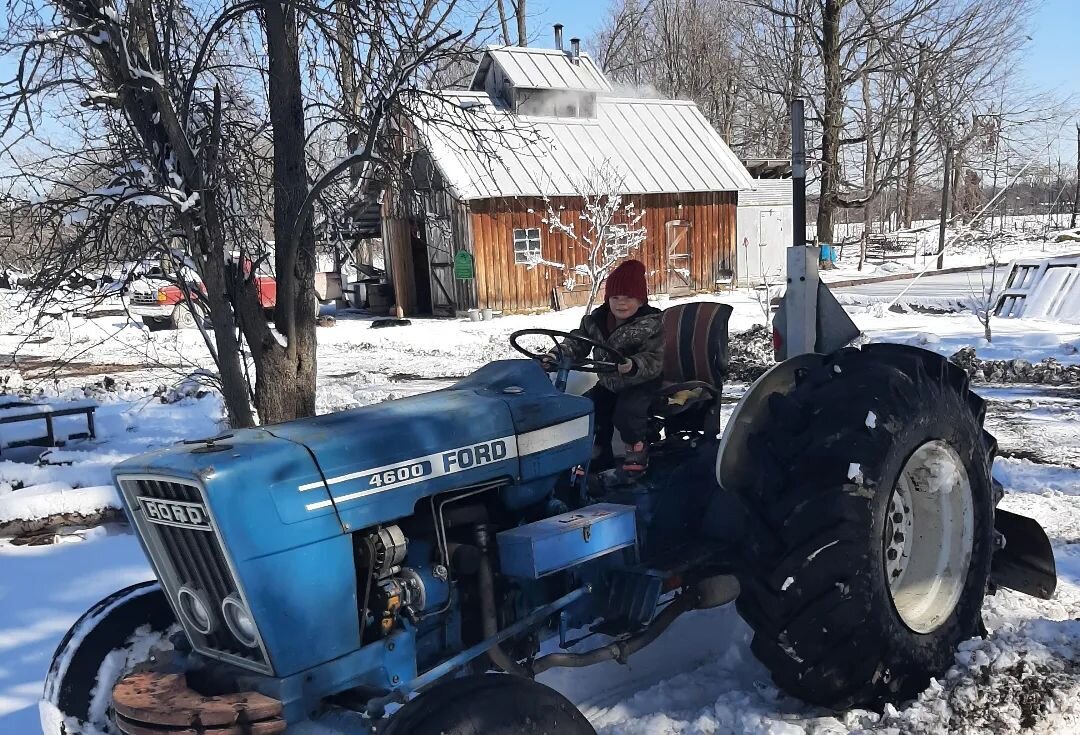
[530,0,1078,102]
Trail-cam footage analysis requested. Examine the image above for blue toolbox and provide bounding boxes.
[497,503,638,579]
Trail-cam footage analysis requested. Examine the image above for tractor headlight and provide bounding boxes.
[177,586,214,635]
[156,289,167,303]
[222,594,258,648]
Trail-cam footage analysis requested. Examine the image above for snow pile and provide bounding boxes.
[875,622,1080,733]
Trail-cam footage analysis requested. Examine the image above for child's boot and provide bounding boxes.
[622,441,648,478]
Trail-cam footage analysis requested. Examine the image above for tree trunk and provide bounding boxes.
[496,0,512,45]
[951,147,964,221]
[815,0,842,247]
[860,67,875,271]
[335,0,363,190]
[937,144,952,269]
[902,44,927,229]
[260,0,318,425]
[515,0,527,47]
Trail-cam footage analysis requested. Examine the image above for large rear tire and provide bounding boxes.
[735,344,997,709]
[40,581,176,735]
[383,674,596,735]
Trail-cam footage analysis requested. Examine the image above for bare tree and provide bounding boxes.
[540,162,647,314]
[966,232,1005,342]
[0,0,493,427]
[495,0,527,46]
[593,0,748,146]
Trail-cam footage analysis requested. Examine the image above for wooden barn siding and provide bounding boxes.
[468,192,737,313]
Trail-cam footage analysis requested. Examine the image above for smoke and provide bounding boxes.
[603,81,664,100]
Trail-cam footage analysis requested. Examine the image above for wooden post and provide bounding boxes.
[937,145,952,270]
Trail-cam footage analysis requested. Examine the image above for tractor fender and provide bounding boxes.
[715,352,825,496]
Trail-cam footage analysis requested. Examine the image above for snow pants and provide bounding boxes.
[585,378,661,453]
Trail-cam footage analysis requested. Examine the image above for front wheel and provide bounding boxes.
[383,674,596,735]
[40,581,177,735]
[735,344,997,709]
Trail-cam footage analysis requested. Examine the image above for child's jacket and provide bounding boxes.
[561,302,664,391]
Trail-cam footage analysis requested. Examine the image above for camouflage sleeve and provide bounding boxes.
[557,315,595,362]
[626,315,665,383]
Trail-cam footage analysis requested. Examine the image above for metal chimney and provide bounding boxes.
[554,24,564,51]
[570,37,581,63]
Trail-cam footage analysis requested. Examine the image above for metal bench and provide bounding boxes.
[0,399,97,456]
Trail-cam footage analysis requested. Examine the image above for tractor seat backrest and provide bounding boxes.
[661,301,733,388]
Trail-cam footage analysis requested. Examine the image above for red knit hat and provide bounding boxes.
[605,259,648,303]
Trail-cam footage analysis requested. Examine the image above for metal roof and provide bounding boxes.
[470,46,612,92]
[415,93,754,200]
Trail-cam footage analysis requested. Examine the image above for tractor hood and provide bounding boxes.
[114,359,592,560]
[264,359,593,534]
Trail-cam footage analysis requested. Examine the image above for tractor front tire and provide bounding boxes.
[40,581,176,735]
[383,674,596,735]
[735,344,997,709]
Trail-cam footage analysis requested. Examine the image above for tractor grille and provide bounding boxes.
[117,476,272,674]
[129,291,160,306]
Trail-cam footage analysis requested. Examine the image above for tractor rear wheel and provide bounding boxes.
[735,344,997,709]
[383,674,596,735]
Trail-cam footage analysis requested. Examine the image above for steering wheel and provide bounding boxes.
[509,328,626,374]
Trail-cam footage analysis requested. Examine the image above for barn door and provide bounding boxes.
[664,220,692,295]
[425,216,456,316]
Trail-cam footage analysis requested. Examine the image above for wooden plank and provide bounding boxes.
[480,203,496,312]
[471,205,490,311]
[508,201,522,312]
[485,202,499,313]
[493,202,506,313]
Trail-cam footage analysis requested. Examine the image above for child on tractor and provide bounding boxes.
[548,259,664,476]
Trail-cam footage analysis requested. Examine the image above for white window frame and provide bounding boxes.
[513,227,542,264]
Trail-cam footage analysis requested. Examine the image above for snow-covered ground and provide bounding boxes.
[819,216,1080,284]
[2,242,1080,733]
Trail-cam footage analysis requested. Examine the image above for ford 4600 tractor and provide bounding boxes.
[42,253,1056,735]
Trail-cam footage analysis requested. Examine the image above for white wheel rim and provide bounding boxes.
[885,440,975,634]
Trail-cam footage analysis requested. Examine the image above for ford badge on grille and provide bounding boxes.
[138,497,212,530]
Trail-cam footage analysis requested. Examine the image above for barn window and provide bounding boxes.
[513,228,542,263]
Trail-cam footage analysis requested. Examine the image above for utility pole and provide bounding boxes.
[937,144,952,269]
[1072,123,1079,229]
[786,98,817,357]
[792,99,806,250]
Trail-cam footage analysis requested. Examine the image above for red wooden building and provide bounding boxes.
[383,36,754,316]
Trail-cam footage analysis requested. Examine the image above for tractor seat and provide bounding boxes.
[650,301,732,431]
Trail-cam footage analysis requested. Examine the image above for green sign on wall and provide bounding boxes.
[454,250,475,280]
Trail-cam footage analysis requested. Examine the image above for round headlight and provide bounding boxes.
[177,586,214,635]
[222,595,259,648]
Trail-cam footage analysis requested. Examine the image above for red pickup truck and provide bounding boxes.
[126,262,340,330]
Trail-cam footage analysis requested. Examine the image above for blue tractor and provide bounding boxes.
[42,294,1056,735]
